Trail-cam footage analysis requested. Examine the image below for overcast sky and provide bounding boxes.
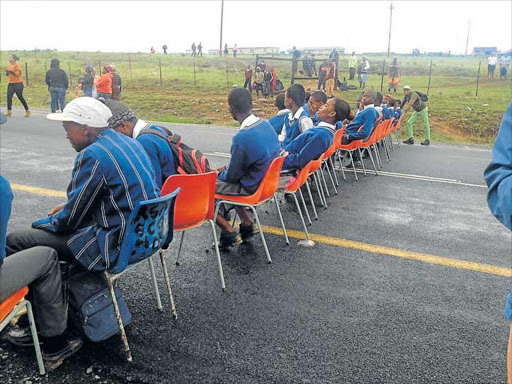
[1,1,510,55]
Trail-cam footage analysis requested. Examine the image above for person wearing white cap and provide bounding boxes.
[400,85,431,146]
[6,97,160,274]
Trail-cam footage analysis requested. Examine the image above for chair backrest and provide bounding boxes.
[257,154,288,202]
[323,129,343,159]
[161,172,217,231]
[309,156,324,173]
[0,287,28,324]
[285,162,313,193]
[114,188,180,274]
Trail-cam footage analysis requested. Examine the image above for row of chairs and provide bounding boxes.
[1,115,404,372]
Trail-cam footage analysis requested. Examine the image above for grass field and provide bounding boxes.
[1,50,511,144]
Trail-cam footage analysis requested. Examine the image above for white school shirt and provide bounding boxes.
[239,114,260,130]
[278,106,313,142]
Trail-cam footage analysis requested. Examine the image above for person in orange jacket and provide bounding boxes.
[94,65,113,99]
[4,54,30,117]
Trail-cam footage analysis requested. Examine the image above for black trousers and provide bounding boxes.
[243,78,252,92]
[7,83,29,111]
[6,228,75,263]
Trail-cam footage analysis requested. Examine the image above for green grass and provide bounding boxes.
[2,50,510,144]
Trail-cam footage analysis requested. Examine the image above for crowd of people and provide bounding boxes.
[0,76,428,371]
[488,52,511,80]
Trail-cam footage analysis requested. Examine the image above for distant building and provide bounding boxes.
[472,47,498,56]
[301,47,345,56]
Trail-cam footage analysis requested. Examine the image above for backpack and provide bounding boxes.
[275,80,284,91]
[416,91,429,102]
[139,125,211,174]
[67,267,132,343]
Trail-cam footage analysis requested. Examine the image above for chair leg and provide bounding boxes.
[273,194,290,245]
[159,250,178,318]
[103,271,132,362]
[329,157,339,186]
[319,167,330,198]
[348,151,358,181]
[367,145,379,176]
[395,130,401,146]
[25,301,45,375]
[208,220,226,291]
[297,188,312,227]
[148,256,163,311]
[249,206,272,264]
[305,180,318,221]
[324,161,338,194]
[291,192,315,247]
[175,231,186,266]
[315,171,328,209]
[312,173,325,207]
[358,148,367,176]
[336,150,347,181]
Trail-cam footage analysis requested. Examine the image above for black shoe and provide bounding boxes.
[420,139,430,146]
[6,325,40,347]
[239,223,260,241]
[43,338,83,372]
[402,137,415,145]
[218,231,242,250]
[345,161,362,169]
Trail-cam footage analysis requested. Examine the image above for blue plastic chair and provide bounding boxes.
[103,188,180,362]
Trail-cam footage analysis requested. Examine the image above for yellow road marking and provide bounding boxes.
[261,226,511,278]
[11,183,66,198]
[11,183,510,278]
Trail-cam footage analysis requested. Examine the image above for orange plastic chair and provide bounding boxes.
[278,162,315,247]
[0,287,45,375]
[161,172,227,290]
[391,114,404,146]
[308,155,329,209]
[321,129,345,194]
[214,154,288,264]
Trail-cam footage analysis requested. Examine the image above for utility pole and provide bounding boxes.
[219,0,224,56]
[465,20,471,56]
[387,2,394,58]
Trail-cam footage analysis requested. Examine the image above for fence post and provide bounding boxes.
[255,54,259,70]
[427,59,433,95]
[291,58,296,85]
[159,58,163,86]
[380,59,385,92]
[68,62,73,87]
[128,53,133,82]
[44,61,47,74]
[334,57,339,90]
[98,60,101,73]
[25,62,29,87]
[225,57,229,90]
[193,56,197,88]
[475,60,482,97]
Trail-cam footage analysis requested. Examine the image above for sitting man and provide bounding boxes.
[307,90,328,124]
[269,93,289,136]
[283,98,351,171]
[0,112,82,371]
[279,83,314,147]
[341,89,379,145]
[6,97,160,273]
[215,88,280,248]
[102,99,176,188]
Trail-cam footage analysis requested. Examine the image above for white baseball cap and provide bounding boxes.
[47,97,112,128]
[403,85,411,90]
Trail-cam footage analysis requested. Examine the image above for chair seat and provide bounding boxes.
[214,192,261,205]
[0,286,28,323]
[175,219,208,232]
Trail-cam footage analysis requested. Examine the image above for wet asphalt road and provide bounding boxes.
[0,109,510,384]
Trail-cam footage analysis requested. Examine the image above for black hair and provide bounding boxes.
[50,58,60,68]
[11,54,19,61]
[228,87,252,115]
[375,92,383,105]
[311,91,327,104]
[395,99,401,106]
[388,99,396,107]
[275,93,286,110]
[286,84,306,108]
[304,92,311,103]
[333,98,351,122]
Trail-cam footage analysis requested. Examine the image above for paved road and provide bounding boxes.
[0,110,510,384]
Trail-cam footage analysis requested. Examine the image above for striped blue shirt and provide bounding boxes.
[32,129,160,272]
